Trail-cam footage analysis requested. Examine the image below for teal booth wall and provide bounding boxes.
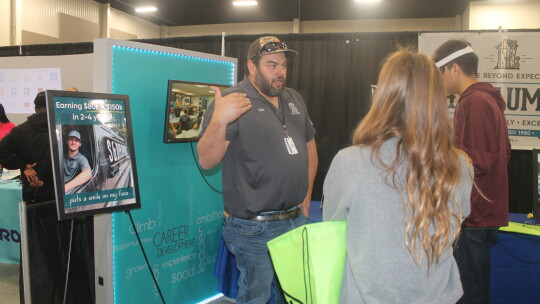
[93,39,236,304]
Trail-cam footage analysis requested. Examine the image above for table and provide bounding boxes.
[491,214,540,303]
[0,180,22,264]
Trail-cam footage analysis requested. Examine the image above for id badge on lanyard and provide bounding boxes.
[263,94,298,155]
[284,136,298,155]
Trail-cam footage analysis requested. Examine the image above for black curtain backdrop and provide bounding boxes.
[0,42,93,56]
[22,201,94,304]
[0,31,531,209]
[508,150,534,214]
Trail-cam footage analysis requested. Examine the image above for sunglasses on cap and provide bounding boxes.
[256,41,290,56]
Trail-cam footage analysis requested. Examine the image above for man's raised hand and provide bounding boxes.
[211,86,252,125]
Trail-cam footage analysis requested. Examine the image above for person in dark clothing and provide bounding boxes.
[0,91,54,303]
[433,40,511,304]
[0,91,95,304]
[0,91,54,203]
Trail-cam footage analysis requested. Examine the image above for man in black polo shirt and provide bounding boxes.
[63,130,91,192]
[198,36,318,304]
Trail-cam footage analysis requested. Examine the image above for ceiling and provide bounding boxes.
[95,0,473,27]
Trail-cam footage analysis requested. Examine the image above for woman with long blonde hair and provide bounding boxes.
[323,49,473,303]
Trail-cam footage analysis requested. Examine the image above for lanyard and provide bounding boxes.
[257,92,290,137]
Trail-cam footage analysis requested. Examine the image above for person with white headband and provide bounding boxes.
[433,39,511,304]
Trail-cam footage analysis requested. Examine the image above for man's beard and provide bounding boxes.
[255,69,285,97]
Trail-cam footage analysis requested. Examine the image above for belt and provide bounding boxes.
[224,206,302,222]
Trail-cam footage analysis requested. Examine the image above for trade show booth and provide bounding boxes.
[1,30,540,304]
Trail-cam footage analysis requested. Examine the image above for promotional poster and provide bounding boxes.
[419,32,540,149]
[46,90,141,220]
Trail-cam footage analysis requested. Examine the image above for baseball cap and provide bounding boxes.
[247,36,298,60]
[68,130,81,140]
[34,91,46,108]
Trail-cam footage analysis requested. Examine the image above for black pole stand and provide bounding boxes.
[126,210,166,304]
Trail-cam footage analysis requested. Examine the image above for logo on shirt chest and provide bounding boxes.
[288,103,300,115]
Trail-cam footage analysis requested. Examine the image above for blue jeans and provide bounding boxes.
[222,209,310,304]
[454,228,499,304]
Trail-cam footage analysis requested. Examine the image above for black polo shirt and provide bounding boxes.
[201,78,315,219]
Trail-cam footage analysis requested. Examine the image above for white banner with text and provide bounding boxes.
[419,32,540,149]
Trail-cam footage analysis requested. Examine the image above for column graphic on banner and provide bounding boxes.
[495,39,520,70]
[419,32,540,149]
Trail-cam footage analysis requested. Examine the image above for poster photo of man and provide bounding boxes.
[47,90,140,220]
[63,129,92,193]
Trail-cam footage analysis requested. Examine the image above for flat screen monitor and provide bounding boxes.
[46,90,141,220]
[163,80,229,143]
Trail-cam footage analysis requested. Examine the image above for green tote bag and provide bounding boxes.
[267,221,347,304]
